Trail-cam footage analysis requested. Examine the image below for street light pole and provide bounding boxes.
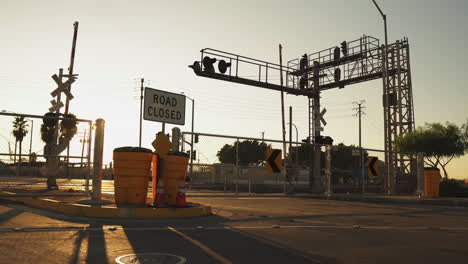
[182,93,195,181]
[287,122,299,163]
[372,0,392,195]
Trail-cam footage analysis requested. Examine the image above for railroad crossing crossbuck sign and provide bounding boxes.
[367,156,379,176]
[49,73,75,112]
[266,148,283,173]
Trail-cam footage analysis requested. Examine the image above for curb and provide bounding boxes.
[187,193,468,207]
[0,193,212,219]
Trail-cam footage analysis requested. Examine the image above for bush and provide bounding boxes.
[439,179,468,198]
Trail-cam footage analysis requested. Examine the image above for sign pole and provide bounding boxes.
[139,78,144,147]
[279,44,287,194]
[65,21,79,115]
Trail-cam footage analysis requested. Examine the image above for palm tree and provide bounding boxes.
[12,116,29,167]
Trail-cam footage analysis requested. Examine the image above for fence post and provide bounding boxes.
[236,138,239,194]
[248,168,251,194]
[92,118,105,200]
[325,145,332,196]
[221,163,226,192]
[361,150,366,194]
[417,152,424,198]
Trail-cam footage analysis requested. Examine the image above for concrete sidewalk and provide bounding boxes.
[0,191,212,219]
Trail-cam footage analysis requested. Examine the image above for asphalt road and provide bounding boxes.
[1,194,468,264]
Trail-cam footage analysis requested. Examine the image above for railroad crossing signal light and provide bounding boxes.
[323,136,334,145]
[340,41,348,56]
[202,56,217,73]
[192,150,197,161]
[218,60,231,74]
[43,112,59,127]
[314,135,334,145]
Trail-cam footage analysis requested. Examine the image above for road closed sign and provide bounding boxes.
[144,87,186,125]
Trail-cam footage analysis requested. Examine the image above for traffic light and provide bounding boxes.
[194,134,199,143]
[334,47,340,61]
[301,136,311,143]
[192,150,197,161]
[218,60,232,74]
[340,41,348,57]
[334,68,341,82]
[299,53,308,70]
[299,76,307,90]
[189,61,201,74]
[202,56,217,73]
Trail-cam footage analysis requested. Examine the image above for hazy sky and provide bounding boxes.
[1,0,467,179]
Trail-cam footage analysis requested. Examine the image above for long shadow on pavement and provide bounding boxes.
[0,207,24,224]
[86,223,109,264]
[121,215,336,264]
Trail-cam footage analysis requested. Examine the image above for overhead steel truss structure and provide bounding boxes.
[189,35,416,193]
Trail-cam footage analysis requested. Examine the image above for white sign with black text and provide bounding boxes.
[143,87,186,125]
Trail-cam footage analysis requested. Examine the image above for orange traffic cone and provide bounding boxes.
[153,181,166,206]
[175,180,187,207]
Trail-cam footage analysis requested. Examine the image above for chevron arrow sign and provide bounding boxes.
[266,148,283,173]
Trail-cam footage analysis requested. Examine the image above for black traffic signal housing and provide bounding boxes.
[340,41,348,57]
[334,68,341,82]
[218,60,231,74]
[299,53,308,70]
[314,135,334,145]
[301,136,311,144]
[333,47,340,61]
[192,150,197,161]
[299,76,307,90]
[323,136,334,145]
[202,56,217,73]
[194,134,199,143]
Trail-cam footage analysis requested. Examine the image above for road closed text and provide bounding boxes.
[143,88,186,125]
[147,106,182,120]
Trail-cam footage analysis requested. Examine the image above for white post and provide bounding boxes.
[92,119,105,201]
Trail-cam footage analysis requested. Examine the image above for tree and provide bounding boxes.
[216,140,270,166]
[394,122,467,178]
[12,116,29,165]
[289,143,365,170]
[40,112,78,189]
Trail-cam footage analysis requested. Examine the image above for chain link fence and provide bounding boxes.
[0,112,93,196]
[181,131,424,195]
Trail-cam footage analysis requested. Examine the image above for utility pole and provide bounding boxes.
[353,100,366,193]
[64,21,79,178]
[64,21,79,115]
[279,44,287,193]
[139,78,144,147]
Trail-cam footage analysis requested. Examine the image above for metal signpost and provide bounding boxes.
[143,87,186,125]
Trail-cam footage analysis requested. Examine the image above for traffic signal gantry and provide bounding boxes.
[189,35,415,192]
